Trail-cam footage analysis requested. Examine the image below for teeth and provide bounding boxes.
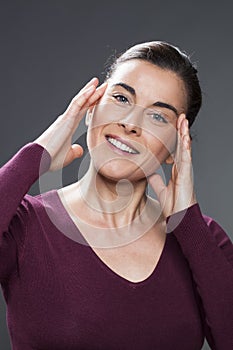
[107,137,138,154]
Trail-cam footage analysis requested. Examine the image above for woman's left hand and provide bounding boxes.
[148,114,197,218]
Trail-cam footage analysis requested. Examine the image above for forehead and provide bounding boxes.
[109,60,187,110]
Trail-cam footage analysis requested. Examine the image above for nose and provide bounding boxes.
[118,122,142,136]
[117,108,142,136]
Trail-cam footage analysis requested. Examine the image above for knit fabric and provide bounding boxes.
[0,143,233,350]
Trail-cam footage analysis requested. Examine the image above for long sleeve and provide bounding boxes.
[167,204,233,350]
[0,143,51,282]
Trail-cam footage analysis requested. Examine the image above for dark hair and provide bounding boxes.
[105,41,202,127]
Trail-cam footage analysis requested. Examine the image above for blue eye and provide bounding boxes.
[150,112,168,124]
[113,94,129,104]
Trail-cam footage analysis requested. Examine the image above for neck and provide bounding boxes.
[78,162,149,227]
[59,162,164,248]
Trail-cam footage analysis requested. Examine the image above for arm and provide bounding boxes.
[0,77,107,282]
[167,204,233,349]
[149,114,233,349]
[0,143,51,281]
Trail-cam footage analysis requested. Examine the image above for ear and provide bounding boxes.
[85,105,95,126]
[85,109,92,126]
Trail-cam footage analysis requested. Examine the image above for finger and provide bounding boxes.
[67,77,99,112]
[180,117,192,156]
[181,117,189,137]
[71,77,99,104]
[67,80,107,118]
[175,114,185,161]
[66,84,97,117]
[67,82,108,130]
[171,162,178,180]
[183,134,191,150]
[80,77,99,92]
[175,125,193,185]
[177,113,186,130]
[148,173,167,202]
[174,126,182,167]
[174,114,190,170]
[63,144,84,167]
[83,82,108,108]
[71,143,84,158]
[76,77,100,101]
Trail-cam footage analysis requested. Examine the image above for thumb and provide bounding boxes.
[63,144,84,167]
[148,173,167,208]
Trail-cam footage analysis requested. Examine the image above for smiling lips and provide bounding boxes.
[106,135,139,154]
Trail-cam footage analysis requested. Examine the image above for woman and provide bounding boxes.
[1,41,233,349]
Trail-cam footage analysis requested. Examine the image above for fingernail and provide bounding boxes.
[178,114,184,128]
[100,82,108,88]
[88,77,98,85]
[85,85,95,93]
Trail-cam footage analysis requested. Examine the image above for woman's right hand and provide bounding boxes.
[34,77,107,171]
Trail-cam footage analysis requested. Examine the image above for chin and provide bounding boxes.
[95,159,153,183]
[88,141,164,182]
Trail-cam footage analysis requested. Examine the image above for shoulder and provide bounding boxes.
[202,212,233,248]
[202,212,226,232]
[14,190,58,221]
[167,203,232,245]
[194,206,233,265]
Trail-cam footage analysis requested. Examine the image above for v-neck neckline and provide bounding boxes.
[43,189,171,288]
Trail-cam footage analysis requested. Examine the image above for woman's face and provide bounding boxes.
[86,59,187,182]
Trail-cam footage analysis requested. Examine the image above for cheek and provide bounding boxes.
[146,125,177,158]
[86,125,102,152]
[91,102,123,128]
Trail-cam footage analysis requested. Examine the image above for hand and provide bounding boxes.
[148,114,197,218]
[34,77,107,171]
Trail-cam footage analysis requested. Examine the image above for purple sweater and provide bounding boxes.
[0,143,233,350]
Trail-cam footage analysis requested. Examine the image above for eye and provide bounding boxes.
[149,112,168,124]
[113,94,129,104]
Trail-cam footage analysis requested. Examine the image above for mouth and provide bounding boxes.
[105,135,139,154]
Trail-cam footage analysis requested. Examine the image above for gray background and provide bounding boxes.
[0,0,232,349]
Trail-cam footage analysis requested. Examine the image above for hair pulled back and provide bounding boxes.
[106,41,202,127]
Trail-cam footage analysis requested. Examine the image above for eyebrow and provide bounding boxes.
[153,101,178,116]
[111,82,178,116]
[111,82,136,96]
